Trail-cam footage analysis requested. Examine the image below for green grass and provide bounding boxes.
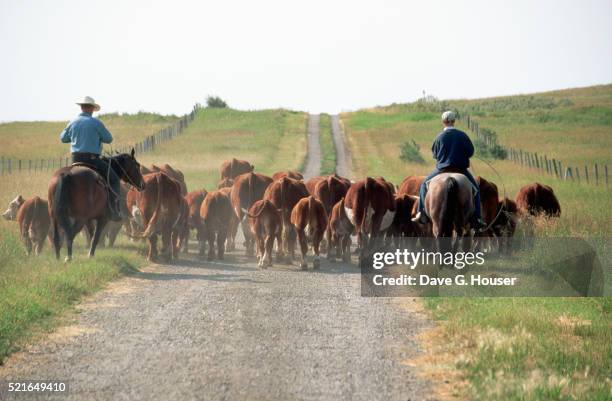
[424,297,612,401]
[0,225,142,362]
[0,107,307,364]
[319,113,336,175]
[0,112,179,160]
[136,107,307,191]
[341,84,611,400]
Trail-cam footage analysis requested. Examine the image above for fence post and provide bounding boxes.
[18,159,22,172]
[575,167,580,182]
[557,161,562,179]
[584,165,589,184]
[605,165,609,187]
[552,159,558,177]
[594,164,599,185]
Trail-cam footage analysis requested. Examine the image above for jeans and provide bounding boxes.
[72,153,120,213]
[417,168,482,221]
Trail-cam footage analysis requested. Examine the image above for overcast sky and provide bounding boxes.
[1,0,611,121]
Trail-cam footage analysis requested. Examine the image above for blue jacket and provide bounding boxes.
[60,112,113,154]
[431,127,474,170]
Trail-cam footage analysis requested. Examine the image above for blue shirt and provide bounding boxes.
[431,126,474,170]
[60,112,113,154]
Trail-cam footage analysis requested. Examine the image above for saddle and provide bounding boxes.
[425,169,478,195]
[70,162,109,187]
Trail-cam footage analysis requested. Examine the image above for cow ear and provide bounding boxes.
[130,148,135,158]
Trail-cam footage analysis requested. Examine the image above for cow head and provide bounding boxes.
[2,195,24,221]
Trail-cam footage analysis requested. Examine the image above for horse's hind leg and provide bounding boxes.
[88,218,108,257]
[53,221,62,260]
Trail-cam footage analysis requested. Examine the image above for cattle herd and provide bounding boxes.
[2,157,562,269]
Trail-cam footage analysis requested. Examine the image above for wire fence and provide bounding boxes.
[462,113,609,188]
[0,104,201,175]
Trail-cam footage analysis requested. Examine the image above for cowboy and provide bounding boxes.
[412,110,486,230]
[60,96,122,221]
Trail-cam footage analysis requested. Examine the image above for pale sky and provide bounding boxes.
[1,0,611,121]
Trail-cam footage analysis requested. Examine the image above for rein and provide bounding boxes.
[472,156,509,232]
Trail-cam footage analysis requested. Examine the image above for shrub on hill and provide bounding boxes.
[399,139,425,164]
[206,96,228,108]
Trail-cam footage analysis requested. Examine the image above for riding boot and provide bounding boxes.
[107,180,123,222]
[108,193,122,222]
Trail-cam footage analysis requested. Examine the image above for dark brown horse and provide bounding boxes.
[48,149,145,261]
[424,173,474,253]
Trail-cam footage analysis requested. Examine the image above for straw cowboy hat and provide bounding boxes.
[76,96,101,111]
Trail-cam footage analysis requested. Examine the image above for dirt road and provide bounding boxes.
[0,114,434,401]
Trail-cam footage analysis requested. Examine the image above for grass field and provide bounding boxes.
[0,107,307,363]
[0,112,179,160]
[318,113,336,175]
[341,84,611,400]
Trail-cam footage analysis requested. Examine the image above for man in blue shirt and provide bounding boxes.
[60,96,122,221]
[412,111,485,230]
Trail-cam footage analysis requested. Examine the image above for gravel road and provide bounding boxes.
[302,114,322,180]
[0,254,433,401]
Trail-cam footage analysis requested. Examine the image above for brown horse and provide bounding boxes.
[424,173,474,253]
[48,149,145,261]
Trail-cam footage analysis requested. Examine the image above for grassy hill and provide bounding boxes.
[341,84,612,237]
[0,112,179,160]
[0,107,307,363]
[341,85,611,401]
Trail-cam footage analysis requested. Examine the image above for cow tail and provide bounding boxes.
[248,172,254,210]
[53,173,72,238]
[360,177,373,233]
[142,173,163,238]
[244,200,268,219]
[441,177,458,231]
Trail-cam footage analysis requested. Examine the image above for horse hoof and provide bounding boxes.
[64,256,72,263]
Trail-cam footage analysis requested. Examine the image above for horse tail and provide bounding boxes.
[441,176,458,233]
[142,173,163,238]
[53,173,73,239]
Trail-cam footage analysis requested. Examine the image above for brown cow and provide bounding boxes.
[305,176,325,195]
[389,194,419,247]
[272,170,304,181]
[3,195,51,255]
[263,177,309,261]
[344,177,396,253]
[245,199,281,269]
[217,177,234,189]
[328,198,354,263]
[493,197,519,254]
[218,186,239,251]
[127,172,184,262]
[153,164,188,195]
[313,174,351,215]
[516,183,561,217]
[398,175,425,196]
[220,158,254,180]
[290,196,328,270]
[181,189,208,253]
[230,172,274,255]
[198,190,233,260]
[312,174,351,255]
